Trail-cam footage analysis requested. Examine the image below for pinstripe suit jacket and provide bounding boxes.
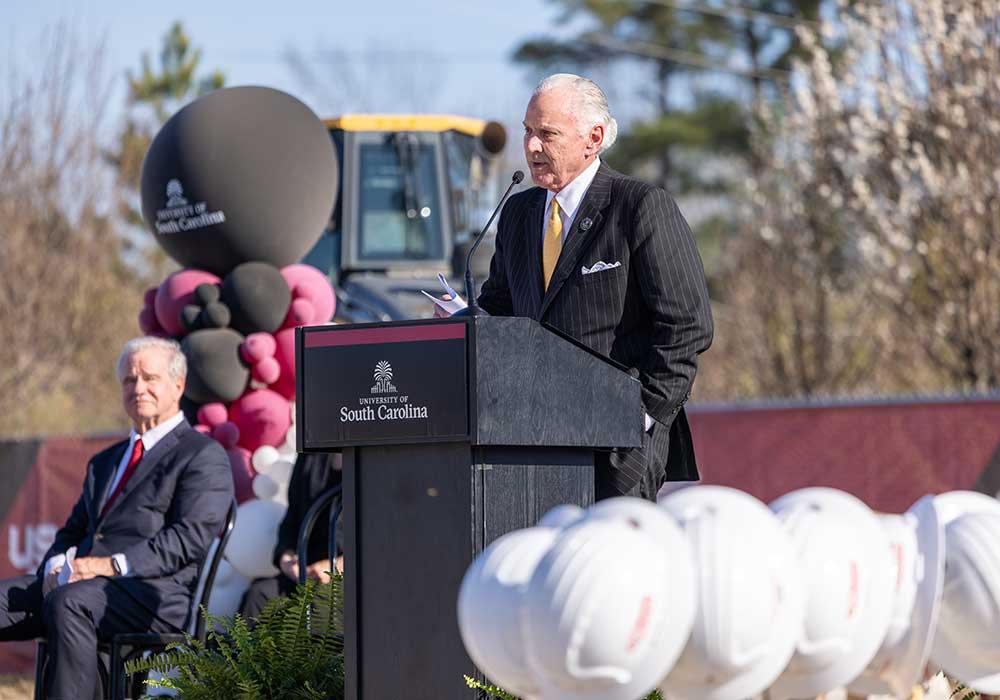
[478,163,713,497]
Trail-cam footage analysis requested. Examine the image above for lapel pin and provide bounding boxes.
[580,218,593,231]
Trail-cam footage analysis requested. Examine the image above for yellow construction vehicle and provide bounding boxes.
[300,114,508,321]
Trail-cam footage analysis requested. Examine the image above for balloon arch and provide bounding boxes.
[137,86,339,606]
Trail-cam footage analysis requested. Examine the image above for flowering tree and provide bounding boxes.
[704,0,1000,398]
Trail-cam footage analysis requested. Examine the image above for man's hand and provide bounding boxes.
[433,294,453,319]
[279,551,300,582]
[68,556,114,583]
[305,559,333,584]
[42,569,61,596]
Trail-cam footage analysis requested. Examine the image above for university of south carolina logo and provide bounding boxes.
[371,361,398,394]
[155,178,226,234]
[341,359,428,422]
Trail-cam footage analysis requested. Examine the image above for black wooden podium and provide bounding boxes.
[296,316,642,700]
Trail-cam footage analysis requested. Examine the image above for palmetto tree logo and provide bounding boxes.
[374,361,392,382]
[372,361,397,394]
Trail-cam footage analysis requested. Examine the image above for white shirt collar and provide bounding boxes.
[545,157,601,223]
[134,410,185,452]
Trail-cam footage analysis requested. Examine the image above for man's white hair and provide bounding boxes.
[117,336,187,382]
[533,73,619,153]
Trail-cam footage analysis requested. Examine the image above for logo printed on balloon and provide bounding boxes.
[155,179,227,235]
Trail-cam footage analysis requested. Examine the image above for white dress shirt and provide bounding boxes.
[541,157,602,244]
[44,411,185,579]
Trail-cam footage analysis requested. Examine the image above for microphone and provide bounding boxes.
[462,170,524,317]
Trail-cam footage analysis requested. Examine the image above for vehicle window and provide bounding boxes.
[358,137,443,261]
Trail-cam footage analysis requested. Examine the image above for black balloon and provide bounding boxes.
[140,86,339,276]
[180,305,203,331]
[200,301,231,329]
[194,283,221,306]
[221,261,291,335]
[182,328,249,404]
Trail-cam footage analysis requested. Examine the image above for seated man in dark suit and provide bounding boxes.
[0,336,233,699]
[239,451,342,619]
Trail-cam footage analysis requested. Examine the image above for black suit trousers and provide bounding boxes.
[0,574,185,700]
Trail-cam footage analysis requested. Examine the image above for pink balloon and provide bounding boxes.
[154,269,221,337]
[213,421,240,449]
[226,446,257,504]
[138,307,163,335]
[229,388,292,452]
[285,298,315,327]
[280,264,335,326]
[194,423,212,435]
[197,402,229,428]
[240,332,276,364]
[271,328,297,399]
[252,356,281,385]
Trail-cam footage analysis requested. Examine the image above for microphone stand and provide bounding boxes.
[454,170,524,317]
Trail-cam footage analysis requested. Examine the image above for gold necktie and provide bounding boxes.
[543,199,563,290]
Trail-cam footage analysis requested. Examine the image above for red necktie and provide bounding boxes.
[101,438,144,518]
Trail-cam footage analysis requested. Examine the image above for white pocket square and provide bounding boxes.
[581,261,621,275]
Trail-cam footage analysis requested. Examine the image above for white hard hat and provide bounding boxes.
[457,527,558,698]
[930,512,1000,694]
[522,516,691,700]
[659,486,805,700]
[584,497,698,677]
[848,495,945,698]
[933,490,1000,526]
[768,487,894,699]
[537,503,585,529]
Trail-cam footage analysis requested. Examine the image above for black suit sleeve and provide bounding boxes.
[476,204,515,317]
[120,439,233,579]
[631,188,714,422]
[37,470,92,577]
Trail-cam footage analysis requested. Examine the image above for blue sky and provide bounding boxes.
[4,0,577,136]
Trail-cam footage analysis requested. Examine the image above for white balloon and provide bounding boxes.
[213,558,236,587]
[226,499,286,579]
[283,424,296,452]
[251,445,280,473]
[207,572,251,619]
[253,473,280,501]
[268,458,294,486]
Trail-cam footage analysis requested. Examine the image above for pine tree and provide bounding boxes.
[106,22,225,278]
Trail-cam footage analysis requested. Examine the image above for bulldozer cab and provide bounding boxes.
[301,114,506,320]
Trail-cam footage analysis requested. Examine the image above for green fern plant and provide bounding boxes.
[950,681,981,700]
[125,575,345,700]
[464,674,664,700]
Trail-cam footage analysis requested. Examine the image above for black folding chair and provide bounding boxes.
[296,485,343,586]
[109,497,238,699]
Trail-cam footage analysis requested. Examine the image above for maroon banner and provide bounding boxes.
[0,435,121,673]
[688,398,1000,513]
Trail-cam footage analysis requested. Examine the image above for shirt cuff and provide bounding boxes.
[44,554,66,577]
[644,413,654,432]
[112,553,130,576]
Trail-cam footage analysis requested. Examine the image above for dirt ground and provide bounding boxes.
[0,675,32,700]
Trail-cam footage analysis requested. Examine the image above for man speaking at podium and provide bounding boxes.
[474,73,714,501]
